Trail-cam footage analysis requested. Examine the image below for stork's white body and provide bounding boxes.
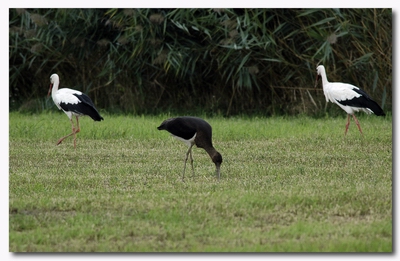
[315,65,385,135]
[322,82,373,115]
[48,73,103,147]
[52,87,84,119]
[317,66,372,115]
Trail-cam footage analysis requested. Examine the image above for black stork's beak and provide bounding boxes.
[216,162,221,181]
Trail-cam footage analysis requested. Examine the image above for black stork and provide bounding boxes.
[157,116,223,180]
[315,65,385,135]
[48,73,103,148]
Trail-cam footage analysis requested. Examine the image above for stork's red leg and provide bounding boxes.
[344,114,351,135]
[73,116,81,148]
[57,118,76,145]
[352,114,363,135]
[75,116,81,134]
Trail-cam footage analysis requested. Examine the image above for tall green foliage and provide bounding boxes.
[9,8,391,116]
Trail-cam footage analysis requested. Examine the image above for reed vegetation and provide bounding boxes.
[9,8,392,116]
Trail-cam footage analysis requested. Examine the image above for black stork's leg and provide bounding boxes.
[189,147,195,177]
[57,118,76,146]
[352,114,363,135]
[344,114,351,136]
[183,144,194,181]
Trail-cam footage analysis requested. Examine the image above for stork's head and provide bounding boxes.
[50,73,59,84]
[315,65,325,87]
[212,151,223,180]
[316,65,325,76]
[48,73,60,97]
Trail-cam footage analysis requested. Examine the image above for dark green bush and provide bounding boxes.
[9,8,391,116]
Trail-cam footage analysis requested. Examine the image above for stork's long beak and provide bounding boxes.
[314,74,320,88]
[47,84,53,97]
[216,163,221,181]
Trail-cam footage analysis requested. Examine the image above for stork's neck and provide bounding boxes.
[205,146,219,160]
[319,67,330,88]
[205,146,222,171]
[51,79,60,97]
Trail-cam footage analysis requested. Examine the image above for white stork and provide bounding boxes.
[315,65,385,135]
[157,116,223,181]
[48,73,103,148]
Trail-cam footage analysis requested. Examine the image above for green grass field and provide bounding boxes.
[9,111,392,252]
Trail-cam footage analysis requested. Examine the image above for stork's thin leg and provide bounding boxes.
[344,114,351,136]
[57,118,76,145]
[189,148,194,177]
[352,114,363,135]
[75,116,81,133]
[73,116,81,148]
[183,144,194,181]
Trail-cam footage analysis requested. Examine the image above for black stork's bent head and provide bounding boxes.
[212,151,223,179]
[157,116,223,180]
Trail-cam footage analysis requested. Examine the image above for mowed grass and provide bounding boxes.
[9,111,392,252]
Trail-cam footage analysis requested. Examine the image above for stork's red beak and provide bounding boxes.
[47,84,53,97]
[314,74,320,88]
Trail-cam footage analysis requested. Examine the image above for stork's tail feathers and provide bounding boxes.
[367,100,386,116]
[88,107,104,121]
[84,100,103,121]
[157,122,166,130]
[352,88,386,116]
[157,118,174,130]
[93,115,104,121]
